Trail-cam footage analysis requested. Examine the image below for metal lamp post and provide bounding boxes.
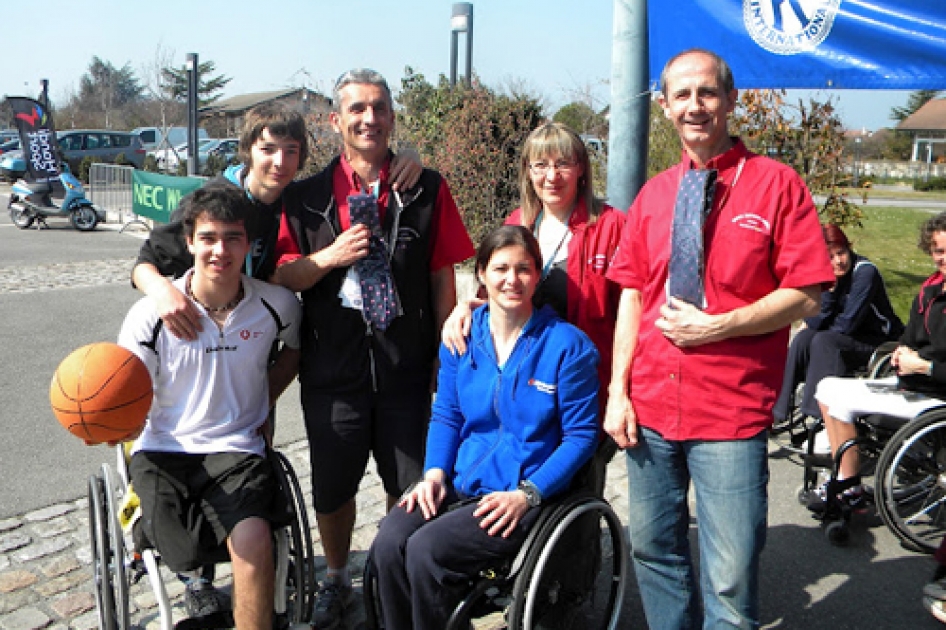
[853,136,862,188]
[186,53,199,177]
[927,143,934,183]
[450,3,473,87]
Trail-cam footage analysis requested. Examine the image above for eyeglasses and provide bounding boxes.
[529,159,578,175]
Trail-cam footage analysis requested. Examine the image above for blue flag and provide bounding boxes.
[649,1,946,89]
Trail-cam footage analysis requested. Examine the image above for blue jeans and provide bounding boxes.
[625,427,768,630]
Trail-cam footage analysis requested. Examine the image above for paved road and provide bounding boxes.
[814,193,946,212]
[0,184,942,629]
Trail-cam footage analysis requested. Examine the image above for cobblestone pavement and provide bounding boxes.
[0,437,630,630]
[0,257,138,295]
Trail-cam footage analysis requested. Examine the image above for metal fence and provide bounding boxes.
[87,163,146,228]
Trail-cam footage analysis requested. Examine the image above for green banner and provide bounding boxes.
[132,171,205,224]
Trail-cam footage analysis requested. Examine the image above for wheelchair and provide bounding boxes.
[87,446,316,629]
[790,343,898,545]
[772,340,898,456]
[874,405,946,554]
[362,483,629,630]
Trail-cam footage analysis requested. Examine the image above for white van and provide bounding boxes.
[133,126,209,152]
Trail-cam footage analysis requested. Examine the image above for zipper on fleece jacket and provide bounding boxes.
[455,331,530,495]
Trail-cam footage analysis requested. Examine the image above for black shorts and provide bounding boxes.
[129,451,289,572]
[302,387,430,513]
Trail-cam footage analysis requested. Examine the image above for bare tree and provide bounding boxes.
[138,43,186,139]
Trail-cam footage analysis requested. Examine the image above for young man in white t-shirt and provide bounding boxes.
[119,182,302,629]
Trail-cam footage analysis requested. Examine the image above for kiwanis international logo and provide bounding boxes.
[744,0,841,55]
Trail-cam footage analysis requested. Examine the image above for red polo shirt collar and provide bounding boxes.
[333,152,393,230]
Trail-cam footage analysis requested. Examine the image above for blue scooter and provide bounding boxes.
[8,165,103,231]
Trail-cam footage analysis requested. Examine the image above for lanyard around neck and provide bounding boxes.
[534,208,573,280]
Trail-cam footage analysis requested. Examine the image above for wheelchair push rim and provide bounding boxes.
[89,466,130,630]
[507,498,628,630]
[876,412,946,554]
[271,450,316,624]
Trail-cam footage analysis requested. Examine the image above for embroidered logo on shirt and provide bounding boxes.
[731,213,771,235]
[528,378,557,395]
[588,253,609,273]
[239,329,267,340]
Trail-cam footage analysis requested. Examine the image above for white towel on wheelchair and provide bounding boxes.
[816,375,944,424]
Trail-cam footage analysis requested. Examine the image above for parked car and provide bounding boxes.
[0,130,146,180]
[133,126,209,152]
[199,138,240,171]
[150,139,215,171]
[0,139,19,156]
[0,151,25,181]
[581,134,606,154]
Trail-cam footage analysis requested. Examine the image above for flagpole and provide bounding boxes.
[607,0,649,212]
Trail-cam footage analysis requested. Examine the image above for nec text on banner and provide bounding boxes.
[132,170,204,224]
[648,1,946,90]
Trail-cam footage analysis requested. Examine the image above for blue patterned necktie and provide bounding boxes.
[348,193,399,330]
[667,169,717,308]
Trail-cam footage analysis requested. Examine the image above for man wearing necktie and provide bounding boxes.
[604,49,834,629]
[272,69,475,628]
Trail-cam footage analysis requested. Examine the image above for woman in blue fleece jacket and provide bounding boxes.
[367,225,600,630]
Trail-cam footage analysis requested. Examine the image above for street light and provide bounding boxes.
[450,3,473,87]
[186,53,199,177]
[853,136,862,188]
[927,143,934,183]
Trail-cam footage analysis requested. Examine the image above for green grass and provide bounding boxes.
[843,205,936,320]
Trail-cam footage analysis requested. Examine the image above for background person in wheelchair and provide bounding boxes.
[119,183,302,628]
[773,223,903,434]
[813,211,946,511]
[368,225,600,630]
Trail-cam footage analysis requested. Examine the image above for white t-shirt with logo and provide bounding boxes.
[119,272,301,457]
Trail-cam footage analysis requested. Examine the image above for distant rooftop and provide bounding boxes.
[200,88,329,115]
[898,98,946,132]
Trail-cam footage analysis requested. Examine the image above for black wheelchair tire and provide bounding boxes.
[875,409,946,554]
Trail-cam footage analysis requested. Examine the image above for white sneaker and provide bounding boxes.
[924,595,946,624]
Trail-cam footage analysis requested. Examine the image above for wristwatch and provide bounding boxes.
[518,480,542,508]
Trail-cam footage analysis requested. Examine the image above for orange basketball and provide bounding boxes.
[50,342,153,445]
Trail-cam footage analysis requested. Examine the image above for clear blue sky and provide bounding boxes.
[1,0,911,132]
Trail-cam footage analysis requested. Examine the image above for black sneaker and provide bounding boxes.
[311,581,353,629]
[184,580,227,618]
[840,484,872,511]
[807,482,871,514]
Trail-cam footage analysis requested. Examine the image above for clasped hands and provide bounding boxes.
[891,345,932,376]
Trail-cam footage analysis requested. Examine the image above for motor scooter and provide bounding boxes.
[8,165,103,231]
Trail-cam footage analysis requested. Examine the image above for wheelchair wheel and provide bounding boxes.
[824,520,850,546]
[866,342,898,379]
[507,496,627,630]
[875,410,946,554]
[271,451,316,624]
[363,558,384,630]
[770,384,811,455]
[89,468,129,630]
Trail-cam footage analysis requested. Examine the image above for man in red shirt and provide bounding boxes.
[604,49,833,629]
[271,68,474,628]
